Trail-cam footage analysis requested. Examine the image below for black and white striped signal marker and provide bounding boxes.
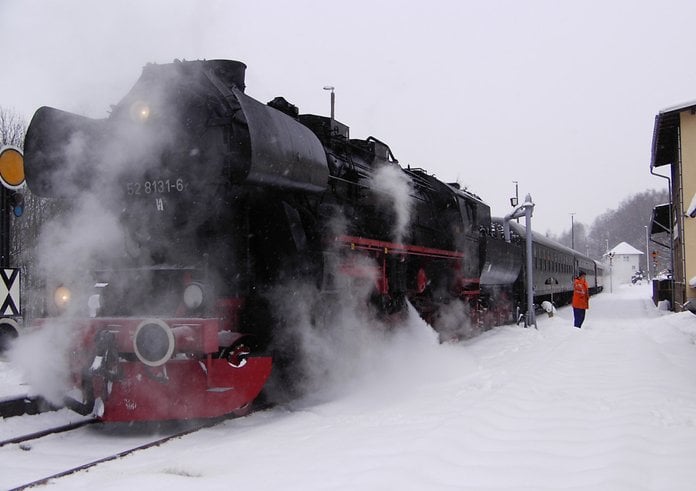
[0,269,20,316]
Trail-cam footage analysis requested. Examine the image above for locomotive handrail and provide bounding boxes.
[366,136,399,163]
[327,174,371,188]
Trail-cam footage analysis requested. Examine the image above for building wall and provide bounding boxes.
[607,254,641,285]
[679,112,696,303]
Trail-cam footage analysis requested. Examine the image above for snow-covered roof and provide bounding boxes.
[659,99,696,115]
[606,241,644,256]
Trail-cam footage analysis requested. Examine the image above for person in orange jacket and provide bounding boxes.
[572,270,590,328]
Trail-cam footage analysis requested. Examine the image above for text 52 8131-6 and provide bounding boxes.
[126,178,186,195]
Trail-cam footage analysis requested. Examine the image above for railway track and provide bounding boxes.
[0,388,272,489]
[5,420,212,491]
[0,418,98,448]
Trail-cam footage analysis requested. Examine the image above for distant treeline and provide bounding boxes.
[548,188,671,273]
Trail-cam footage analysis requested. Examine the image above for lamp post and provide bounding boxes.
[512,181,519,222]
[608,251,615,293]
[570,213,576,250]
[323,86,335,123]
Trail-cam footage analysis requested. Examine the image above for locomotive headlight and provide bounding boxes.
[129,101,151,122]
[183,283,204,310]
[53,285,72,310]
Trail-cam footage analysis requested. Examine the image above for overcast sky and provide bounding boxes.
[1,0,692,235]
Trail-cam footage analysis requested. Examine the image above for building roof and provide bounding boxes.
[659,99,696,114]
[607,241,644,256]
[652,112,680,168]
[650,100,696,168]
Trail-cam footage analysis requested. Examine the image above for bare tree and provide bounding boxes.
[0,107,26,148]
[0,106,55,320]
[547,188,670,271]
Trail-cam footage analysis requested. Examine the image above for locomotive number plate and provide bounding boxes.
[126,178,186,195]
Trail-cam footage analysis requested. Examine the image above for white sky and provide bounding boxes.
[1,0,692,234]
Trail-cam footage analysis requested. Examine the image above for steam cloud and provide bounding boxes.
[7,320,76,404]
[263,200,441,406]
[431,298,476,342]
[265,274,445,406]
[368,164,414,244]
[9,89,177,402]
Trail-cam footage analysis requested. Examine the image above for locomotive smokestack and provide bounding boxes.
[205,59,247,92]
[323,86,335,122]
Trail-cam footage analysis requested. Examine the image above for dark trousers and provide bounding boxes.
[573,308,586,328]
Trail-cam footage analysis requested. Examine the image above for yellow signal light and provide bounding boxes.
[0,146,25,190]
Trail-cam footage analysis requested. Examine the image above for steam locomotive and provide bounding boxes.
[22,59,601,422]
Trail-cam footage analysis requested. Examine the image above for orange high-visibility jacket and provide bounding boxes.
[572,276,589,309]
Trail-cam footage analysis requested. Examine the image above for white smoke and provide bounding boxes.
[266,274,444,407]
[10,84,178,402]
[36,194,124,282]
[431,298,477,342]
[263,260,487,410]
[10,209,122,401]
[259,165,423,406]
[368,164,414,244]
[8,175,128,401]
[263,252,382,403]
[263,193,442,407]
[7,321,77,405]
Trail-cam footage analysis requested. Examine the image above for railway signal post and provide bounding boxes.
[0,145,24,352]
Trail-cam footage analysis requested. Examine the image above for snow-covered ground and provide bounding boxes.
[3,283,696,490]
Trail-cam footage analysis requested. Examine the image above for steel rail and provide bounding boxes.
[0,418,99,448]
[8,419,221,491]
